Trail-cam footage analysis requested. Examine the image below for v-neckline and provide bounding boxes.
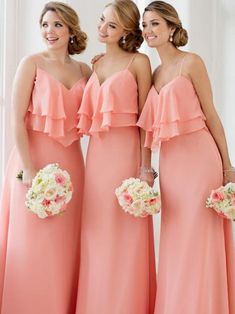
[153,75,192,95]
[93,69,136,88]
[37,67,86,91]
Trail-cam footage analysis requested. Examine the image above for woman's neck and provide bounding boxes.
[45,49,71,64]
[156,43,181,66]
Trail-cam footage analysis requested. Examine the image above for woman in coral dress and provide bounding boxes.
[138,1,235,314]
[0,2,91,313]
[76,1,156,313]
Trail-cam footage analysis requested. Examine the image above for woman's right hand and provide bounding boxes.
[22,168,37,187]
[91,53,105,65]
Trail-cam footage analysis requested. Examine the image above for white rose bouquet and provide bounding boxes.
[115,178,161,218]
[23,163,73,219]
[206,182,235,220]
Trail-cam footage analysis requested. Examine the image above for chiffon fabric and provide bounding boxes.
[0,67,85,314]
[76,54,157,314]
[137,62,235,314]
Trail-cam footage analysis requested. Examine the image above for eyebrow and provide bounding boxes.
[149,19,160,22]
[42,20,63,23]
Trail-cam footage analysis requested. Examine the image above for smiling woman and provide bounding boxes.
[0,2,92,314]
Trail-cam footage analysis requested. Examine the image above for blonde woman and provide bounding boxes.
[0,2,91,313]
[138,1,235,313]
[76,1,156,313]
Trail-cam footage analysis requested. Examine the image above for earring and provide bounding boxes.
[169,33,173,42]
[70,36,74,44]
[121,36,126,44]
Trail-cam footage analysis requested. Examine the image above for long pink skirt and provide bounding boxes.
[76,127,156,314]
[155,129,235,314]
[0,131,84,314]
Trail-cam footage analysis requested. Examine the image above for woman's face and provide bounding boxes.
[142,10,173,48]
[40,10,70,51]
[97,6,126,45]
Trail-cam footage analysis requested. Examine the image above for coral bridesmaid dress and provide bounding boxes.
[0,67,86,314]
[76,55,156,314]
[138,63,235,314]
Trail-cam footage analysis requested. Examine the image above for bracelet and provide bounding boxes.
[140,166,154,173]
[140,167,158,179]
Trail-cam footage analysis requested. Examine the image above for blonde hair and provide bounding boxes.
[39,1,87,55]
[106,0,143,52]
[144,1,188,47]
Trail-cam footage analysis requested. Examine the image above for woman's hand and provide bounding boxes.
[22,168,37,187]
[223,167,235,184]
[139,166,157,187]
[91,53,105,65]
[139,172,155,187]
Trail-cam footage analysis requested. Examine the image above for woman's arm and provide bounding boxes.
[186,53,235,183]
[11,55,37,186]
[134,53,154,185]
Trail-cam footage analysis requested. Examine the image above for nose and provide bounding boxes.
[46,25,55,33]
[99,22,108,32]
[142,25,151,34]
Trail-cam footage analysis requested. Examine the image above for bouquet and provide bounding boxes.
[206,182,235,220]
[115,178,161,217]
[22,163,73,218]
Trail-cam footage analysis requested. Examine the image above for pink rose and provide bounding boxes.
[55,174,66,185]
[123,192,133,204]
[42,199,51,206]
[211,190,225,202]
[55,195,65,203]
[148,198,157,205]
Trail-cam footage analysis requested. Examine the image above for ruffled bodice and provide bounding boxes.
[137,76,207,150]
[26,67,86,147]
[77,69,138,135]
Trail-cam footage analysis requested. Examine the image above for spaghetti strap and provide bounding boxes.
[178,54,187,76]
[126,53,137,69]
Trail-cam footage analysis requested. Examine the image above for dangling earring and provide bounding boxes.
[70,36,74,44]
[121,36,126,44]
[169,33,173,42]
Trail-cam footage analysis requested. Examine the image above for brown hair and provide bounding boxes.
[39,1,87,55]
[144,1,188,47]
[106,0,143,52]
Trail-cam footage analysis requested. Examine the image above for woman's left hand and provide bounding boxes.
[139,172,155,187]
[223,167,235,184]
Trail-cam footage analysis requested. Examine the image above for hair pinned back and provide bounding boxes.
[144,1,188,47]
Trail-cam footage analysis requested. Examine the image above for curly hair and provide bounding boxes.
[106,0,143,52]
[144,1,188,47]
[39,1,87,55]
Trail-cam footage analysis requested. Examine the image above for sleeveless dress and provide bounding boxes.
[76,55,157,314]
[0,67,86,314]
[137,60,235,314]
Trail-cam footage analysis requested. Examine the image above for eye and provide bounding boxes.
[41,22,48,28]
[108,23,116,29]
[99,16,104,22]
[55,22,63,27]
[142,23,146,28]
[152,22,159,26]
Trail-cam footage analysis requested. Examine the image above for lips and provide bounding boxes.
[98,33,108,38]
[46,37,59,44]
[146,36,157,40]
